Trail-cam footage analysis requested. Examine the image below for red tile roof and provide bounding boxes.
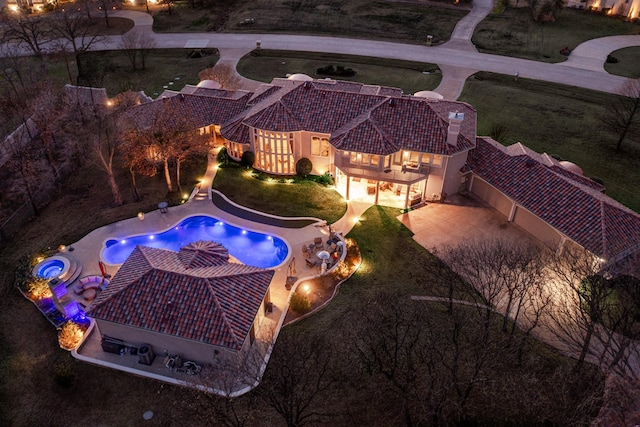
[127,92,252,130]
[223,83,476,156]
[88,242,274,350]
[465,138,640,260]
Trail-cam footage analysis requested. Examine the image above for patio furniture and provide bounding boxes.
[314,237,323,250]
[305,258,317,268]
[302,244,311,259]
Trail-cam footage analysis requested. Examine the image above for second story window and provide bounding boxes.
[311,136,329,157]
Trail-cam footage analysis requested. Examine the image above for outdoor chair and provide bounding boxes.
[302,244,311,259]
[314,237,323,250]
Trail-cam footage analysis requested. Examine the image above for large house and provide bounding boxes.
[87,241,275,364]
[127,76,640,267]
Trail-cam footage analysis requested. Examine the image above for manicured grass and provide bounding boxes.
[473,8,640,62]
[212,166,347,224]
[605,47,640,78]
[237,50,442,93]
[459,72,640,212]
[77,49,219,97]
[151,0,468,44]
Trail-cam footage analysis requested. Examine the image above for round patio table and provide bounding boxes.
[158,201,168,213]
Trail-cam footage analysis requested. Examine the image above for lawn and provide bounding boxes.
[77,49,220,97]
[237,49,442,94]
[605,46,640,78]
[473,7,640,62]
[150,0,468,45]
[212,165,347,224]
[459,72,640,212]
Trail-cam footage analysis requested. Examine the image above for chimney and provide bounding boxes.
[447,111,464,147]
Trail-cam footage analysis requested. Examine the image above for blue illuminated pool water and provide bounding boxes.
[102,215,288,268]
[38,259,65,279]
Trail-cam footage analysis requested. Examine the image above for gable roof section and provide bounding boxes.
[241,84,386,134]
[331,111,400,155]
[88,243,274,350]
[466,137,640,260]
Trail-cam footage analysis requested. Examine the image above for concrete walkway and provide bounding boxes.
[100,10,640,101]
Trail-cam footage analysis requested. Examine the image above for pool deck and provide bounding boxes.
[68,155,370,394]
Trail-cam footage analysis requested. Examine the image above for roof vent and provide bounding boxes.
[389,98,397,106]
[525,159,535,168]
[304,81,312,89]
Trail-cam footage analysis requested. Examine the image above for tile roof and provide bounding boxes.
[131,79,475,157]
[465,138,640,260]
[88,242,274,350]
[127,92,252,130]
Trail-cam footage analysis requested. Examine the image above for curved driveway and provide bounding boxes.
[107,9,640,100]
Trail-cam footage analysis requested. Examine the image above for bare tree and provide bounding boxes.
[96,0,121,27]
[29,87,70,181]
[122,98,201,193]
[601,79,640,151]
[443,238,548,329]
[50,7,104,82]
[198,63,242,90]
[0,12,52,59]
[184,353,264,427]
[118,30,141,71]
[256,329,337,427]
[351,291,431,427]
[546,246,640,375]
[138,32,157,71]
[118,30,157,71]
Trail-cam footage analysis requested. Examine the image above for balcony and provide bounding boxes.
[334,156,429,184]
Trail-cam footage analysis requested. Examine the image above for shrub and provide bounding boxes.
[296,157,313,177]
[240,151,255,168]
[290,291,311,314]
[58,321,85,351]
[316,64,357,77]
[27,277,52,301]
[216,147,229,167]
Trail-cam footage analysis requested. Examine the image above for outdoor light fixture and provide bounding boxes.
[303,284,310,294]
[58,245,67,252]
[138,212,145,220]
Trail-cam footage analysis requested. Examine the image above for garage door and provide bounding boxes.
[512,206,562,248]
[471,177,513,218]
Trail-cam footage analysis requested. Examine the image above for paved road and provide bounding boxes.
[106,10,640,100]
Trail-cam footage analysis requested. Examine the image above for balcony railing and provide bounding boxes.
[334,157,429,184]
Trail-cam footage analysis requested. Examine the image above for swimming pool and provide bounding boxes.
[101,215,289,268]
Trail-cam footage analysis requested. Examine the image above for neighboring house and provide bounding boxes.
[5,0,46,11]
[87,241,275,364]
[581,0,640,19]
[128,76,640,265]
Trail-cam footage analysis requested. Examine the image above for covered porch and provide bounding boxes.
[334,169,427,209]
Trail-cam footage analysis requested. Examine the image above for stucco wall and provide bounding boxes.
[442,151,470,196]
[299,131,332,175]
[94,320,248,365]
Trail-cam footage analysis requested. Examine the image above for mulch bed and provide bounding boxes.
[284,239,361,325]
